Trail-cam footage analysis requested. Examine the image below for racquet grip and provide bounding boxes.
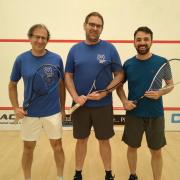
[68,103,81,114]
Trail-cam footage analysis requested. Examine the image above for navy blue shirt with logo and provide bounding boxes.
[10,50,64,117]
[65,40,122,107]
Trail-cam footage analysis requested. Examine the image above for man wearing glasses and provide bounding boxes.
[8,24,65,180]
[65,12,123,180]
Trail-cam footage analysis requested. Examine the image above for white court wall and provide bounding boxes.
[0,0,180,130]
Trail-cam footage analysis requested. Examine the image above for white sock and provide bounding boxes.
[57,176,63,180]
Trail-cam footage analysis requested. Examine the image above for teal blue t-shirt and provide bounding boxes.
[124,54,168,118]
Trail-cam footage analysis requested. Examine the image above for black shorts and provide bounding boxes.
[122,114,166,150]
[71,105,114,140]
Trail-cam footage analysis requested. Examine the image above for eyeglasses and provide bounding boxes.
[87,22,103,29]
[31,35,48,41]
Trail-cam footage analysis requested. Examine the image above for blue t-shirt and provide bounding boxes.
[65,40,122,107]
[10,50,64,117]
[124,54,168,118]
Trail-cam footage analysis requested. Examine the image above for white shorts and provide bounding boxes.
[21,113,62,141]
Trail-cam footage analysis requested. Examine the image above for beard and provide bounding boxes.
[136,45,150,55]
[86,31,100,43]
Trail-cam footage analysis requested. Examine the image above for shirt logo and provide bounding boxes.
[44,66,53,78]
[97,54,106,64]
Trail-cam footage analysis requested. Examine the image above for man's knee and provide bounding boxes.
[150,149,162,158]
[76,138,88,145]
[23,141,36,154]
[50,139,63,152]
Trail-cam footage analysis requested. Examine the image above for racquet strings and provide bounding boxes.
[24,64,61,110]
[69,63,122,114]
[92,63,113,92]
[33,65,61,95]
[149,59,180,91]
[134,58,180,104]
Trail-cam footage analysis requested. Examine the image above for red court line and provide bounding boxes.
[0,39,180,44]
[0,107,180,111]
[113,107,180,111]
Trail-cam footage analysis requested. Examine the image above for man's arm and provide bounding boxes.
[87,70,124,100]
[65,72,87,105]
[144,79,174,99]
[8,81,26,120]
[116,85,136,110]
[59,79,66,119]
[107,71,124,92]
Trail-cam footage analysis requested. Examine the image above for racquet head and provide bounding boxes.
[134,58,180,104]
[88,62,123,94]
[24,64,62,110]
[69,62,123,114]
[149,58,180,91]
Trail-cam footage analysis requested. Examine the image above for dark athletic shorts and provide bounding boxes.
[71,105,114,140]
[122,114,166,150]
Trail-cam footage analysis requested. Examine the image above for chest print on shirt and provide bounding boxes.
[97,54,107,64]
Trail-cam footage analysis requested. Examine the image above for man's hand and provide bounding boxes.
[87,91,108,101]
[74,95,87,106]
[122,100,136,111]
[14,107,27,123]
[144,90,162,100]
[61,110,66,121]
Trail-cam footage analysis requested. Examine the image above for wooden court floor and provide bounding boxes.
[0,130,180,180]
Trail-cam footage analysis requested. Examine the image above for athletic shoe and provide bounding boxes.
[105,174,115,180]
[73,175,82,180]
[128,174,138,180]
